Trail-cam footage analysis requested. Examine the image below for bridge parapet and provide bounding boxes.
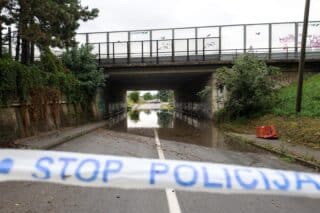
[74,21,320,66]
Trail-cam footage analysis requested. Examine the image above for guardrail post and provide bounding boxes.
[107,32,110,60]
[98,43,101,65]
[187,39,190,61]
[202,38,205,61]
[268,24,272,60]
[85,33,89,45]
[112,43,115,64]
[172,39,175,62]
[243,25,247,53]
[150,30,153,57]
[295,22,299,58]
[127,41,130,64]
[195,27,198,56]
[141,41,144,63]
[156,40,159,64]
[127,32,131,64]
[218,26,222,60]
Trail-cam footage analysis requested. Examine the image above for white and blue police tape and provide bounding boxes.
[0,149,319,197]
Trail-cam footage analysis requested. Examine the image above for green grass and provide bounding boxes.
[273,74,320,117]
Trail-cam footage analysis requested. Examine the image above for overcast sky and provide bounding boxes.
[78,0,320,33]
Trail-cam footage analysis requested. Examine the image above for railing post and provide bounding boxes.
[98,43,101,64]
[112,43,115,64]
[8,27,12,57]
[141,41,144,63]
[150,30,153,57]
[156,40,159,64]
[187,39,190,61]
[107,32,110,60]
[85,33,89,45]
[243,25,247,53]
[172,29,175,62]
[202,38,205,61]
[195,27,198,56]
[127,41,130,64]
[218,26,222,60]
[268,24,272,60]
[127,32,131,64]
[172,39,175,62]
[295,22,299,58]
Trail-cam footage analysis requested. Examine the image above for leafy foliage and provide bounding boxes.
[0,56,19,104]
[143,92,153,101]
[128,91,140,103]
[62,45,105,104]
[197,86,212,100]
[216,54,280,119]
[1,0,98,63]
[158,90,173,102]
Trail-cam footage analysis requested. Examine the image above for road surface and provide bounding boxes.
[0,127,318,213]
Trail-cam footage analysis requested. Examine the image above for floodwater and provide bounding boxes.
[108,109,264,153]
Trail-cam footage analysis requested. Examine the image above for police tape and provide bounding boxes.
[0,149,319,197]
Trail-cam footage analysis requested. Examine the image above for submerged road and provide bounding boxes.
[0,124,319,213]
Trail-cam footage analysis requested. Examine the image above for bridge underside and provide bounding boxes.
[102,60,320,119]
[103,66,223,118]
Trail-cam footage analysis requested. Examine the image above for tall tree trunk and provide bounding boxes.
[0,21,2,58]
[21,38,30,64]
[15,31,20,61]
[30,42,34,63]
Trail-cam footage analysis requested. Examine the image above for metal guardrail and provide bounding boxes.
[1,20,320,64]
[88,37,320,65]
[78,20,320,65]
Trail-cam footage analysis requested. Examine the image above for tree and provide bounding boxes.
[61,45,105,104]
[0,0,15,58]
[143,92,153,101]
[216,54,280,119]
[128,91,140,103]
[5,0,98,64]
[158,90,173,102]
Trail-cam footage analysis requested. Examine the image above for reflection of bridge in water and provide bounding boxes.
[76,21,320,65]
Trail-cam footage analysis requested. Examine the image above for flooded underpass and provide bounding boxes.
[107,109,266,154]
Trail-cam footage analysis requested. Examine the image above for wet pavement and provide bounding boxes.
[0,109,319,213]
[110,109,265,153]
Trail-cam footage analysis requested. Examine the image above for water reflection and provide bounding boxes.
[157,110,174,128]
[108,109,264,153]
[128,110,140,123]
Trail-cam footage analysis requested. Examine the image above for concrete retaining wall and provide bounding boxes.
[0,88,107,145]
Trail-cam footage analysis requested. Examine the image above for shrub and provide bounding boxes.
[0,57,19,105]
[216,54,280,120]
[128,91,140,103]
[62,45,105,104]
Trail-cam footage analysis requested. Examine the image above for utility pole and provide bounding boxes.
[296,0,310,113]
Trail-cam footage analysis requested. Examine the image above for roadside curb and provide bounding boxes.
[224,132,320,171]
[14,121,108,150]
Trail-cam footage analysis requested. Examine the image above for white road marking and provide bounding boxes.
[154,129,182,213]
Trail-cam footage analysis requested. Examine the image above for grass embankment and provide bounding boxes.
[221,74,320,149]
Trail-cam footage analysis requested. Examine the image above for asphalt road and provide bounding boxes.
[0,128,319,213]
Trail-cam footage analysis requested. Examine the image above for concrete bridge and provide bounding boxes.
[77,21,320,118]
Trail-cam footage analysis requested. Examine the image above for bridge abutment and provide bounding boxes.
[174,73,226,119]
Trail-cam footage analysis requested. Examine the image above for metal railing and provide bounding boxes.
[2,20,320,64]
[77,20,320,65]
[88,37,320,65]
